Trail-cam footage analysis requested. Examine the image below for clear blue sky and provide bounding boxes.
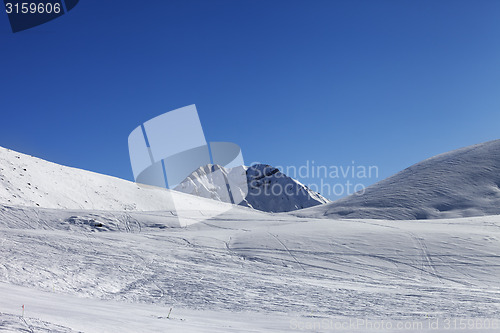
[1,0,499,199]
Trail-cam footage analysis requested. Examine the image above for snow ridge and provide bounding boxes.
[297,139,500,220]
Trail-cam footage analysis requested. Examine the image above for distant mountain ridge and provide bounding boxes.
[4,139,500,219]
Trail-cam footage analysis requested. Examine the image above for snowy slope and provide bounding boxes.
[0,146,237,214]
[0,205,499,332]
[175,164,329,212]
[0,312,78,333]
[297,139,500,220]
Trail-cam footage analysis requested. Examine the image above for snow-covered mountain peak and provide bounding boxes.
[174,163,329,212]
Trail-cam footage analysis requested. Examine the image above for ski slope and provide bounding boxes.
[298,139,500,220]
[0,144,499,332]
[0,146,237,213]
[0,204,499,332]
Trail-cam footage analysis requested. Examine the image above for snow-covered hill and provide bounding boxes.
[175,164,329,212]
[297,139,500,220]
[0,146,236,214]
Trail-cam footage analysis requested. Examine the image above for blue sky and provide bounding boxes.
[1,0,499,199]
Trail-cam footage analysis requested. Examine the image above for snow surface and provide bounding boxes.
[0,146,240,215]
[297,139,500,220]
[175,164,329,212]
[0,205,499,332]
[0,144,499,332]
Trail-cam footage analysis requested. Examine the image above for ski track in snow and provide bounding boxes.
[0,205,499,332]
